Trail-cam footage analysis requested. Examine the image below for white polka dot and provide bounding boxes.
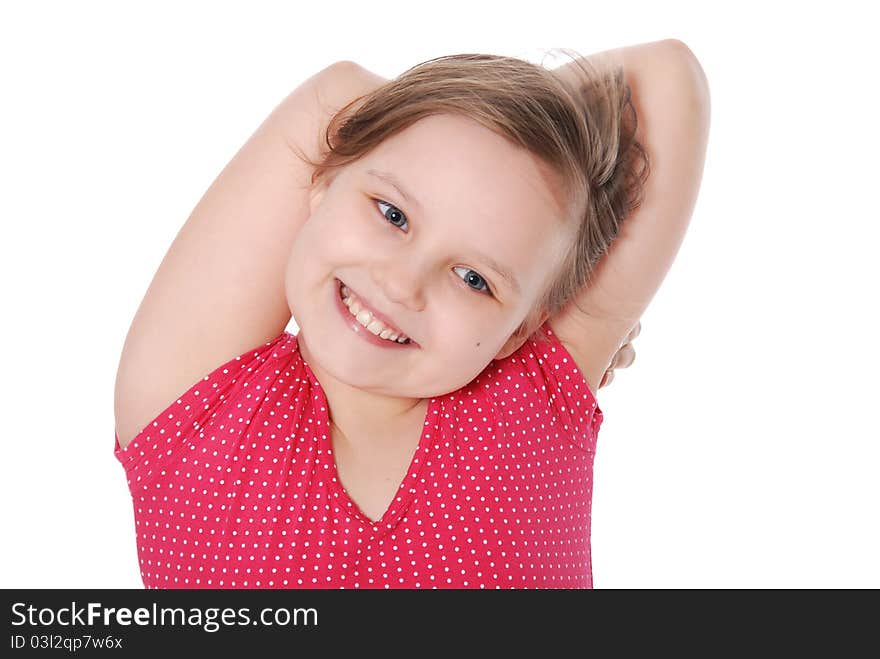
[115,325,602,589]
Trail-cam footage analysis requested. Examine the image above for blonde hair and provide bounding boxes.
[295,51,650,344]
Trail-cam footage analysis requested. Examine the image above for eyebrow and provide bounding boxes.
[367,169,421,209]
[365,168,522,296]
[470,251,521,296]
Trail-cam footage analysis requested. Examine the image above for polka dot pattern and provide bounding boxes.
[114,323,603,589]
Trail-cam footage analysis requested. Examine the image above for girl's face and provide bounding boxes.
[285,113,574,398]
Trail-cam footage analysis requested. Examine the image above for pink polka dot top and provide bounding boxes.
[114,322,603,589]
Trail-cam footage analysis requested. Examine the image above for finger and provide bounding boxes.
[607,342,635,372]
[602,369,615,387]
[627,320,641,341]
[614,343,636,369]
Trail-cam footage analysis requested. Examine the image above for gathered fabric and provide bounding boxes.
[114,323,603,589]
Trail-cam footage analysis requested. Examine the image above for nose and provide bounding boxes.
[373,258,428,312]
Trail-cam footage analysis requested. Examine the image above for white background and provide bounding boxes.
[1,0,877,589]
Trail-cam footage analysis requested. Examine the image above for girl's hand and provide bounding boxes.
[598,319,641,389]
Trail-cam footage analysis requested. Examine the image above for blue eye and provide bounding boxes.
[453,267,492,296]
[376,200,408,231]
[376,198,493,298]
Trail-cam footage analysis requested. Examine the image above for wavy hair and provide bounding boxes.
[293,50,650,344]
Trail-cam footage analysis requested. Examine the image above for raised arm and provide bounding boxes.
[114,61,382,450]
[548,39,711,393]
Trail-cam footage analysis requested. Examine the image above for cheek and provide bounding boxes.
[441,323,502,357]
[295,215,345,262]
[320,207,375,250]
[284,226,325,301]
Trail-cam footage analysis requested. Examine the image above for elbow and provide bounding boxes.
[660,39,711,137]
[665,39,711,110]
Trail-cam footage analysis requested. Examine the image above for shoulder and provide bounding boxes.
[113,331,312,491]
[547,309,635,397]
[115,331,299,453]
[460,325,603,449]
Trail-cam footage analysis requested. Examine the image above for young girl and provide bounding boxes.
[113,39,710,589]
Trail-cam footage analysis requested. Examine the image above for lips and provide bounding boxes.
[335,278,416,346]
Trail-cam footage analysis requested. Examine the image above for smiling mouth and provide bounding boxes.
[336,278,415,345]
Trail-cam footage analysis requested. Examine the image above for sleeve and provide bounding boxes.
[516,322,604,452]
[113,332,290,490]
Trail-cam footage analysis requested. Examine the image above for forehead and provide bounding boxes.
[366,114,568,217]
[354,114,573,291]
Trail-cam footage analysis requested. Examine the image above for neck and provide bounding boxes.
[298,331,426,444]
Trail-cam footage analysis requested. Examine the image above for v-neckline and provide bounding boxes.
[297,340,439,533]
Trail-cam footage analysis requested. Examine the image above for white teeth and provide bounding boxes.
[339,282,411,344]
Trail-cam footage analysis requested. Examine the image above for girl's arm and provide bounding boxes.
[548,39,711,394]
[114,61,379,450]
